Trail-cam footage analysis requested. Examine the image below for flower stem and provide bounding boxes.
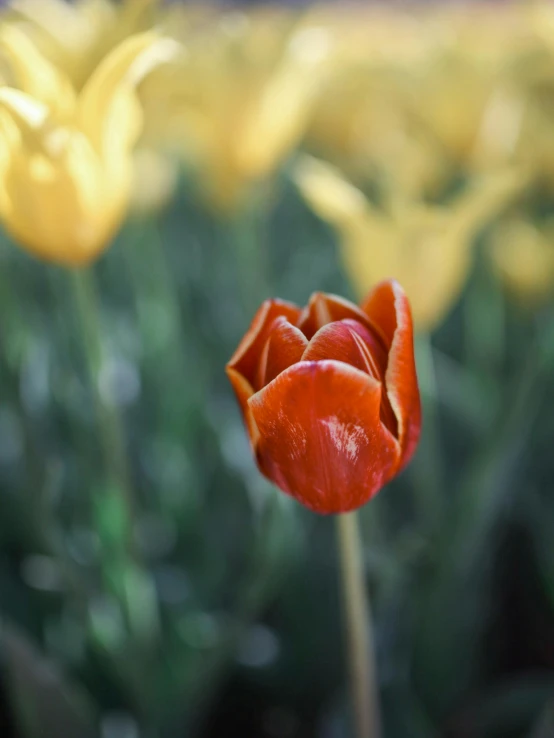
[336,511,381,738]
[69,267,135,533]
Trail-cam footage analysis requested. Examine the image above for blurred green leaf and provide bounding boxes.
[1,623,98,738]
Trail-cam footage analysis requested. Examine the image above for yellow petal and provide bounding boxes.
[0,24,76,116]
[237,27,333,178]
[78,31,180,159]
[1,131,129,265]
[293,155,369,226]
[294,157,495,330]
[0,87,49,148]
[11,0,109,46]
[11,0,152,90]
[0,90,128,265]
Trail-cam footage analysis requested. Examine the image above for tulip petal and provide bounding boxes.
[249,360,400,514]
[237,37,331,180]
[256,317,308,389]
[0,24,76,117]
[302,319,396,435]
[302,319,384,380]
[78,31,179,160]
[0,88,48,138]
[0,88,124,265]
[293,155,368,227]
[297,291,386,343]
[226,366,260,451]
[227,298,302,388]
[361,280,421,469]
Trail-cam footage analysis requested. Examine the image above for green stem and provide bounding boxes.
[70,268,163,656]
[69,268,135,537]
[0,259,90,610]
[336,511,381,738]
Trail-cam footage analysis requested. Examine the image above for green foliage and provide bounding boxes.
[0,176,553,738]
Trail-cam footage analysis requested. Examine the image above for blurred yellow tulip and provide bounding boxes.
[485,47,554,191]
[416,6,535,167]
[8,0,160,91]
[303,9,519,200]
[306,65,451,201]
[0,25,177,265]
[488,217,554,304]
[304,2,554,194]
[294,156,521,331]
[139,8,335,213]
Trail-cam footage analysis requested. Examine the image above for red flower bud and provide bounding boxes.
[226,280,421,514]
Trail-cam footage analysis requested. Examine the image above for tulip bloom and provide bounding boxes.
[294,156,520,331]
[0,25,177,265]
[227,281,421,514]
[139,7,335,212]
[9,0,159,91]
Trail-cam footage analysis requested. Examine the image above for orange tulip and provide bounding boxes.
[227,280,421,514]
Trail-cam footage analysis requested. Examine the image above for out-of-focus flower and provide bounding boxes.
[0,25,177,265]
[294,157,521,331]
[419,56,502,169]
[130,147,179,216]
[445,4,554,182]
[306,65,451,201]
[304,22,511,200]
[7,0,160,91]
[305,3,553,193]
[415,7,531,167]
[488,217,554,304]
[140,8,335,212]
[227,280,420,514]
[492,55,554,191]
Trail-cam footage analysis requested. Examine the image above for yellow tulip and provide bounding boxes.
[479,45,554,190]
[8,0,160,91]
[139,8,335,213]
[305,3,550,191]
[0,25,177,265]
[294,156,521,331]
[303,8,517,197]
[488,217,554,304]
[306,65,452,201]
